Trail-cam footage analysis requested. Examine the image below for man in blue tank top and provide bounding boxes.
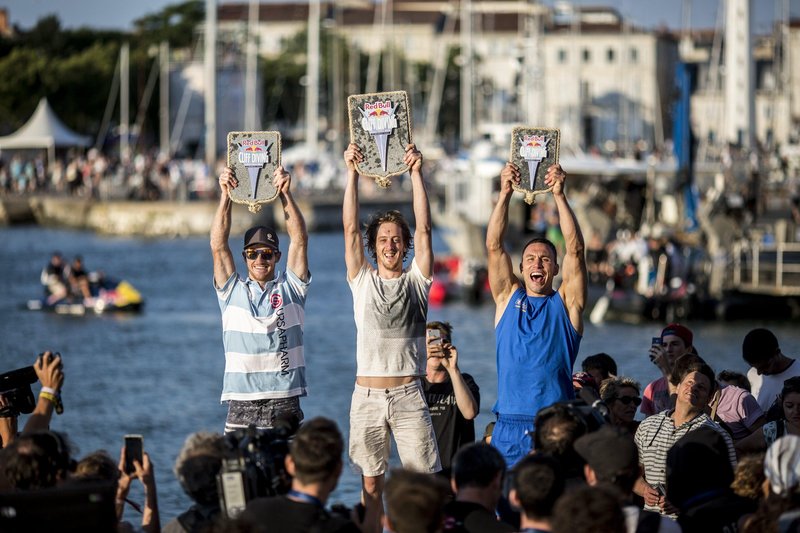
[485,161,587,467]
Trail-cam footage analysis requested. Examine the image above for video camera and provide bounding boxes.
[0,366,38,418]
[217,425,293,518]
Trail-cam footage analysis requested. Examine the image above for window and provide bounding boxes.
[558,48,567,63]
[607,48,615,63]
[630,47,638,62]
[582,48,591,63]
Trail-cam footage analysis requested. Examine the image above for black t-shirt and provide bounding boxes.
[423,373,480,469]
[443,500,516,533]
[240,496,360,533]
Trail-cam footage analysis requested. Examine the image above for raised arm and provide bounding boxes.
[405,144,433,278]
[486,162,522,323]
[343,144,367,280]
[211,168,237,288]
[23,351,64,436]
[440,343,478,419]
[274,166,309,282]
[549,164,587,335]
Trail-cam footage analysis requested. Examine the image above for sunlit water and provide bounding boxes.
[1,226,797,521]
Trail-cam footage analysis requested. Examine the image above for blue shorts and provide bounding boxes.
[491,414,535,468]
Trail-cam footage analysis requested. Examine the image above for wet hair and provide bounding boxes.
[426,321,453,343]
[582,353,618,380]
[599,377,641,404]
[518,238,558,272]
[742,328,779,365]
[717,370,751,392]
[385,468,448,533]
[364,210,412,264]
[2,430,75,490]
[173,432,226,505]
[289,417,344,485]
[512,453,565,519]
[452,443,506,489]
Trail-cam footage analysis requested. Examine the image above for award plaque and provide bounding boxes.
[226,131,281,212]
[510,127,560,205]
[347,91,412,188]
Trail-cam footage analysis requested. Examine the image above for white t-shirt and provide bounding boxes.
[349,259,431,377]
[748,359,800,411]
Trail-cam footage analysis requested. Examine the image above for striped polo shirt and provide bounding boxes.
[215,269,310,401]
[634,410,737,515]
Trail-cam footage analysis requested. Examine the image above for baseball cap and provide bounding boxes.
[244,226,279,251]
[574,426,638,482]
[661,323,693,347]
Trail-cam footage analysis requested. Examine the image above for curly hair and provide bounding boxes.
[732,453,766,501]
[364,210,412,264]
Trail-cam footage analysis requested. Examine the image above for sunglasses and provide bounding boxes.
[615,396,642,406]
[244,249,276,261]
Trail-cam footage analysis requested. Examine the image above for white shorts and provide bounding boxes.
[348,380,441,477]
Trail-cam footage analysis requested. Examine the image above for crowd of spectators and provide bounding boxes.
[0,150,216,201]
[1,326,798,532]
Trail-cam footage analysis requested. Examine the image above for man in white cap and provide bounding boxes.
[211,165,310,434]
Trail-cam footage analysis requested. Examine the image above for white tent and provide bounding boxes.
[0,97,91,163]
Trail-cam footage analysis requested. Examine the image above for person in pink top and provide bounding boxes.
[640,323,694,417]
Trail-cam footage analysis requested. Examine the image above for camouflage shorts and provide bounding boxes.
[224,397,304,434]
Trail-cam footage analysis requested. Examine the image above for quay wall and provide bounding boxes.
[0,193,412,236]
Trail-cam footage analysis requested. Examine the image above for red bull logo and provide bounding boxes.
[238,141,271,166]
[524,135,546,147]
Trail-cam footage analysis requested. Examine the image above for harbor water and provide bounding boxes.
[1,226,798,521]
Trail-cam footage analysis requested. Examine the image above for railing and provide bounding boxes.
[730,240,800,295]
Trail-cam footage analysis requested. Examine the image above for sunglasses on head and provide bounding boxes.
[244,249,276,261]
[615,395,642,406]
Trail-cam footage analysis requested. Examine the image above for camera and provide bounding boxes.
[0,366,38,418]
[217,425,292,518]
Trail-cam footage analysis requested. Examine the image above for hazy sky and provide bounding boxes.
[2,0,797,33]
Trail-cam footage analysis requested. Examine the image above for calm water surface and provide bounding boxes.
[1,226,798,520]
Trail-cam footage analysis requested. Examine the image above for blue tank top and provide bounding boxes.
[493,288,581,417]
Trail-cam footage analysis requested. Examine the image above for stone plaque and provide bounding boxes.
[227,131,281,213]
[510,127,560,205]
[347,91,412,188]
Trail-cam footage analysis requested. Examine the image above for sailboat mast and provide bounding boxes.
[305,0,320,151]
[245,0,260,131]
[120,42,130,160]
[205,0,217,167]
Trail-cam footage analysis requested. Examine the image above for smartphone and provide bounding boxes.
[655,482,666,496]
[427,328,442,347]
[124,434,144,474]
[651,337,662,346]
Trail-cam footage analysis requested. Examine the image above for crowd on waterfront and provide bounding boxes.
[3,145,800,533]
[2,325,799,532]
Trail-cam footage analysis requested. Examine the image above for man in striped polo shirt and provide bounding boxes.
[634,359,736,518]
[212,165,310,434]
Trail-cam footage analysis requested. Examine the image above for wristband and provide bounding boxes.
[41,386,57,395]
[39,391,64,415]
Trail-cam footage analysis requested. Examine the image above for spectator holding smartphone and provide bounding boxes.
[116,438,160,533]
[640,324,694,417]
[422,321,480,478]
